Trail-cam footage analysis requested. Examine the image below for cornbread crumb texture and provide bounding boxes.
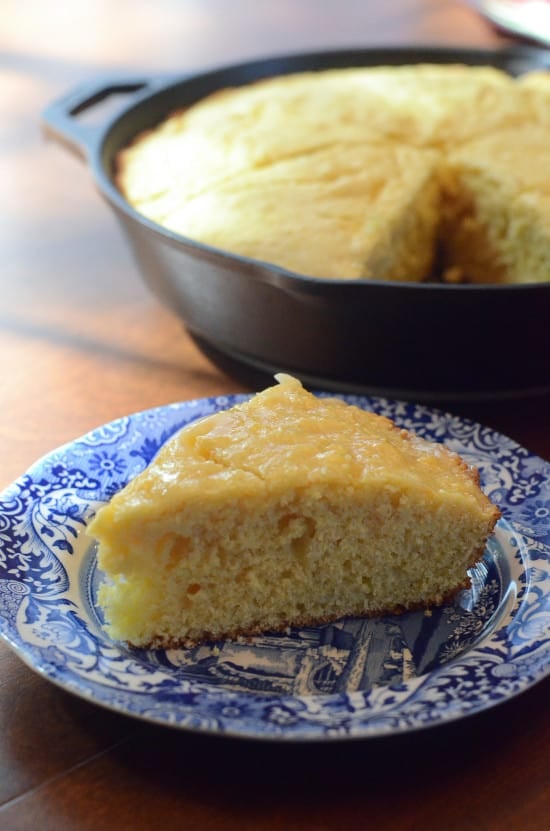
[117,63,550,284]
[441,126,550,284]
[143,144,441,281]
[89,375,500,647]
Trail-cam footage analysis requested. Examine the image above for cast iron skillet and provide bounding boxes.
[42,46,550,402]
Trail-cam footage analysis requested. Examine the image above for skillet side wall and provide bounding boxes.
[111,204,550,395]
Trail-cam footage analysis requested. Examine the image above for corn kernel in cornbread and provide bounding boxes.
[88,375,500,647]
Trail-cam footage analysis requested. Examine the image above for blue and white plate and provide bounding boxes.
[0,393,548,740]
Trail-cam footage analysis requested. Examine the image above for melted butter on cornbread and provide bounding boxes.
[89,375,500,647]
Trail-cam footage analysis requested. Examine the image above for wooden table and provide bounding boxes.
[1,2,548,828]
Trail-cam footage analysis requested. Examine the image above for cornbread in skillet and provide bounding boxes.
[89,375,500,647]
[116,63,550,284]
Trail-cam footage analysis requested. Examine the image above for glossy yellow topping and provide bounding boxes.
[108,374,487,516]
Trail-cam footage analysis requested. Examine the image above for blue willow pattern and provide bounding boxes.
[0,394,548,739]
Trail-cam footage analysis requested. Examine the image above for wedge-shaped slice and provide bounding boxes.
[136,142,441,281]
[440,125,550,284]
[89,376,500,647]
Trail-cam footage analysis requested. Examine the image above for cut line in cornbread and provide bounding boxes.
[88,375,500,647]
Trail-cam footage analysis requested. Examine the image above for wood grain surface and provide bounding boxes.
[1,2,548,829]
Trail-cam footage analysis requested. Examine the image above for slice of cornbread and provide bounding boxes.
[89,376,500,647]
[440,125,550,284]
[147,142,441,280]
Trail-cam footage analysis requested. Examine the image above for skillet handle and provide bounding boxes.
[42,79,153,161]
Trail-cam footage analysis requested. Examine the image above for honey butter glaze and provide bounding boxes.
[121,375,490,505]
